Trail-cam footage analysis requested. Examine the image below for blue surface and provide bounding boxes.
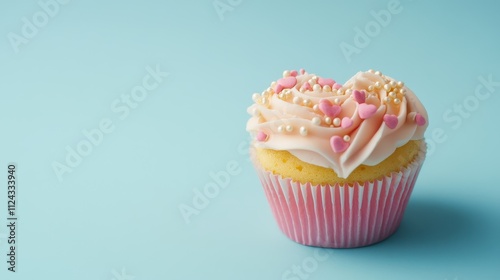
[1,0,499,279]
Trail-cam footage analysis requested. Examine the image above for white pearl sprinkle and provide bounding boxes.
[299,126,308,136]
[368,85,374,91]
[397,81,404,88]
[277,125,284,133]
[337,89,344,95]
[299,87,306,93]
[303,99,312,107]
[308,79,316,86]
[311,76,318,81]
[368,69,375,73]
[323,85,332,92]
[375,71,382,76]
[278,92,284,99]
[383,84,391,91]
[394,98,401,104]
[374,82,381,89]
[312,104,319,111]
[383,96,391,102]
[325,117,332,124]
[313,84,322,91]
[283,70,290,77]
[343,135,351,142]
[345,89,352,95]
[270,81,277,88]
[399,88,406,95]
[389,81,397,88]
[334,98,340,104]
[333,118,341,126]
[293,96,302,104]
[261,97,268,104]
[389,91,397,98]
[312,117,321,125]
[252,93,260,101]
[285,125,293,132]
[262,91,270,98]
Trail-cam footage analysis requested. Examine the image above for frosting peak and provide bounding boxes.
[246,69,428,178]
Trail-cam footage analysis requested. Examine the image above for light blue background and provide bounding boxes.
[1,0,499,279]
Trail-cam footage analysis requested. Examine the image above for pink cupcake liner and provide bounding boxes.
[252,149,425,248]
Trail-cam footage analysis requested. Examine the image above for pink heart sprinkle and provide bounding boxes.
[330,136,349,153]
[274,76,297,93]
[383,114,398,129]
[333,83,342,90]
[301,82,312,91]
[317,77,335,87]
[319,99,341,117]
[341,117,353,129]
[415,113,426,126]
[353,90,366,104]
[275,84,284,94]
[256,131,268,141]
[290,70,298,77]
[358,103,377,119]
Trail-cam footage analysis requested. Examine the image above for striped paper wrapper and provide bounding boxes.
[252,149,425,248]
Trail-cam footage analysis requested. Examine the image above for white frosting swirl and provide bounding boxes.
[246,70,428,178]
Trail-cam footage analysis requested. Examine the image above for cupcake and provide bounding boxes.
[246,69,428,248]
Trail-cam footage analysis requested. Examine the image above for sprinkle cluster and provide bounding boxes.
[252,69,426,154]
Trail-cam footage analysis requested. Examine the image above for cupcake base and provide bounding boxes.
[252,147,426,248]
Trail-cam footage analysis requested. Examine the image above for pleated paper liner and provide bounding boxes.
[252,147,425,248]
